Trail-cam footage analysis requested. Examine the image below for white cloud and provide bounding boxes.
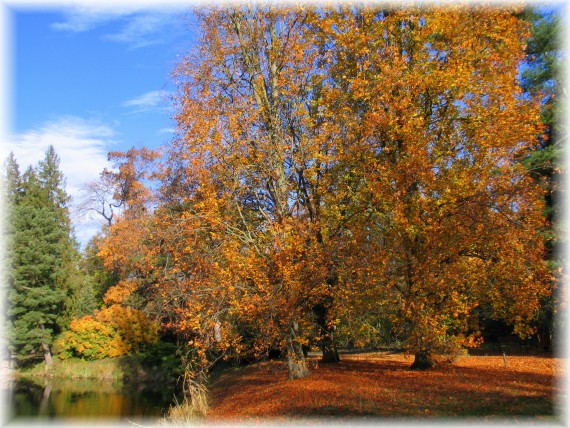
[123,89,166,109]
[51,5,189,48]
[3,116,117,246]
[50,7,130,33]
[157,127,175,135]
[102,12,184,48]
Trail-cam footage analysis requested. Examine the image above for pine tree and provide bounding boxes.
[36,146,81,330]
[5,147,79,366]
[521,8,561,243]
[3,153,22,205]
[520,8,562,352]
[37,145,72,230]
[1,153,22,362]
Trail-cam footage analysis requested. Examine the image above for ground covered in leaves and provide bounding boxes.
[207,352,564,422]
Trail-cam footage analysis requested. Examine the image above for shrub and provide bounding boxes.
[56,305,158,360]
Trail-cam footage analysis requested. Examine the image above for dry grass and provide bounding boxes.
[162,384,210,424]
[206,352,564,422]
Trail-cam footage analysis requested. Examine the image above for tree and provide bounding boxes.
[98,164,244,411]
[79,235,118,305]
[521,8,561,249]
[519,8,563,352]
[75,173,123,227]
[3,152,22,204]
[5,147,78,366]
[97,12,551,413]
[166,5,348,381]
[75,146,159,227]
[73,148,158,324]
[36,146,82,331]
[94,147,159,313]
[313,6,550,368]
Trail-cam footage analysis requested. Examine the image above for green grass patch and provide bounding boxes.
[17,341,182,384]
[19,357,125,381]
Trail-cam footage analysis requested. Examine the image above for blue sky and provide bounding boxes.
[3,3,199,245]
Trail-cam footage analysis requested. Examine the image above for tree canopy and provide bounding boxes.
[95,5,550,397]
[3,5,554,414]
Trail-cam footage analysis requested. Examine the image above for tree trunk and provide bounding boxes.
[286,322,310,379]
[41,342,53,367]
[410,350,437,370]
[321,340,341,363]
[313,303,340,363]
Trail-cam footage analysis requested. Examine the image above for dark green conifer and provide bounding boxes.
[520,9,562,352]
[4,147,79,365]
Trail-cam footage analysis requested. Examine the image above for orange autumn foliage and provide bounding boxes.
[165,6,342,379]
[56,304,159,360]
[102,279,139,305]
[312,6,550,358]
[95,6,551,392]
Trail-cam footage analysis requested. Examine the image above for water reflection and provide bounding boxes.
[7,376,179,422]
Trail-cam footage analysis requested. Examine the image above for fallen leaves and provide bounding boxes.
[207,352,562,420]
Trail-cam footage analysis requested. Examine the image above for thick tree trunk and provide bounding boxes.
[321,340,341,363]
[410,350,437,370]
[41,342,53,367]
[313,303,340,363]
[286,341,310,379]
[286,323,310,380]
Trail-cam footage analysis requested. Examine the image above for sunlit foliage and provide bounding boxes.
[94,6,550,410]
[56,305,159,360]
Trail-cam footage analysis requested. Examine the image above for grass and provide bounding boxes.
[162,393,210,425]
[204,351,564,421]
[19,357,125,380]
[17,353,179,385]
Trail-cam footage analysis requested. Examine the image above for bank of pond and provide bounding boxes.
[5,350,184,423]
[7,376,179,422]
[4,345,556,423]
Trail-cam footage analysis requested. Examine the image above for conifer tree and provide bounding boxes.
[4,153,22,204]
[520,8,562,351]
[5,147,78,366]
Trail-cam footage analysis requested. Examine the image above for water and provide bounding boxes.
[5,376,179,423]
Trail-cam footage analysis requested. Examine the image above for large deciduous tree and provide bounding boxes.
[166,5,347,380]
[97,10,551,415]
[315,6,550,368]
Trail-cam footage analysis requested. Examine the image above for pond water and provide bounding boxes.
[5,376,180,423]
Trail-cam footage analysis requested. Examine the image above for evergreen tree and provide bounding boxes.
[520,8,562,351]
[80,234,117,304]
[1,153,22,361]
[36,147,82,330]
[521,8,561,240]
[3,153,23,205]
[5,147,79,365]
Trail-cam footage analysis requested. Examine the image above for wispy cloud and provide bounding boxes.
[157,127,176,136]
[4,116,117,245]
[51,5,189,48]
[50,7,129,33]
[103,13,184,48]
[123,90,168,109]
